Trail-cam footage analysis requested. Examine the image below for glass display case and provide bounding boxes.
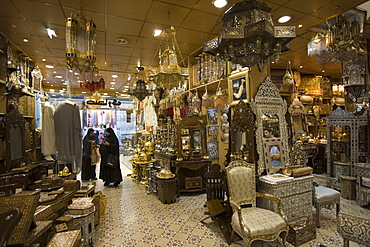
[326,107,369,188]
[176,115,207,161]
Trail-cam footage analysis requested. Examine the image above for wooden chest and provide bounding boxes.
[47,229,81,247]
[258,175,313,222]
[286,216,316,247]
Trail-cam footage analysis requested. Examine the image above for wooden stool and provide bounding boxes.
[340,176,356,200]
[157,177,177,204]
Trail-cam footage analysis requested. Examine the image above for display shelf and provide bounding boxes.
[326,107,369,181]
[188,78,227,92]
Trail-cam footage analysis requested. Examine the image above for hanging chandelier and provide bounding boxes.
[203,0,295,70]
[308,9,367,63]
[129,67,150,101]
[149,26,189,90]
[66,11,97,73]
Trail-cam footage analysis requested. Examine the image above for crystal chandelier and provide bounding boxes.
[203,0,295,70]
[129,67,150,101]
[66,11,97,76]
[149,26,189,90]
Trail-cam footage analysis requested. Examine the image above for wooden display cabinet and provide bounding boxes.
[176,115,207,161]
[326,107,369,189]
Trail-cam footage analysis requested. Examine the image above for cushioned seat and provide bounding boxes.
[231,207,287,238]
[226,160,288,246]
[313,185,340,227]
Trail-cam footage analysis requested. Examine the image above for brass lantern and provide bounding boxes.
[66,11,97,73]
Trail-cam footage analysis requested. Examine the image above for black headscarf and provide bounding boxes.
[105,128,119,154]
[83,128,96,155]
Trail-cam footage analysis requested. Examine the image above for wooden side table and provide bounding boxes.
[340,176,356,200]
[157,177,177,204]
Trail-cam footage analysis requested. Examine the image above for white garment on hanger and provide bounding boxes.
[41,104,57,156]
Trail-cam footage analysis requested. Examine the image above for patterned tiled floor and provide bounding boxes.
[83,156,366,247]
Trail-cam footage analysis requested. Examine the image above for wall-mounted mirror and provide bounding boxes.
[251,77,290,175]
[263,139,287,174]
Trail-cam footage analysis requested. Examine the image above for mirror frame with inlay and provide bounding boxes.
[251,76,290,175]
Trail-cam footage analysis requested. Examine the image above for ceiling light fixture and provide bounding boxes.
[149,26,189,90]
[112,75,118,78]
[46,27,57,39]
[213,0,227,8]
[153,29,163,37]
[116,38,128,44]
[45,65,54,68]
[55,75,63,78]
[66,11,97,80]
[23,38,28,42]
[278,15,291,23]
[42,58,46,61]
[204,0,295,70]
[298,24,303,28]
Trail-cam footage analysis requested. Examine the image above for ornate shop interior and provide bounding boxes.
[0,0,370,246]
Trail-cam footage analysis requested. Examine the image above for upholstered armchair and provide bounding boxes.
[225,160,288,247]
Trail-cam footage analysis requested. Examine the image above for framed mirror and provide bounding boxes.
[251,77,290,175]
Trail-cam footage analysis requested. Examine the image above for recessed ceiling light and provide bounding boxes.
[53,71,57,73]
[50,89,55,92]
[45,65,54,68]
[46,81,50,83]
[110,82,116,84]
[213,0,227,8]
[42,58,46,61]
[82,91,86,94]
[116,38,128,44]
[55,75,62,79]
[10,24,16,28]
[103,93,108,95]
[153,29,163,37]
[110,87,114,90]
[278,15,291,23]
[112,75,118,78]
[322,70,325,72]
[300,65,303,68]
[298,24,303,28]
[111,64,121,68]
[23,38,28,42]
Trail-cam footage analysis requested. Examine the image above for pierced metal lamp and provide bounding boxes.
[203,0,295,70]
[129,67,150,101]
[149,26,189,90]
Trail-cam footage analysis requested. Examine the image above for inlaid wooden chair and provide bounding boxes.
[225,160,288,247]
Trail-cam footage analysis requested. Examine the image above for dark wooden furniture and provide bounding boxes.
[0,208,22,247]
[171,159,211,194]
[157,177,177,204]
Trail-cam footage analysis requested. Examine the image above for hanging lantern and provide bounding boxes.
[203,0,295,71]
[66,11,97,73]
[129,67,150,101]
[149,26,189,90]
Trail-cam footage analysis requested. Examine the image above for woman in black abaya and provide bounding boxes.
[99,128,122,186]
[81,128,97,181]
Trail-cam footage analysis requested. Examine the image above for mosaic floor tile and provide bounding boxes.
[90,156,367,247]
